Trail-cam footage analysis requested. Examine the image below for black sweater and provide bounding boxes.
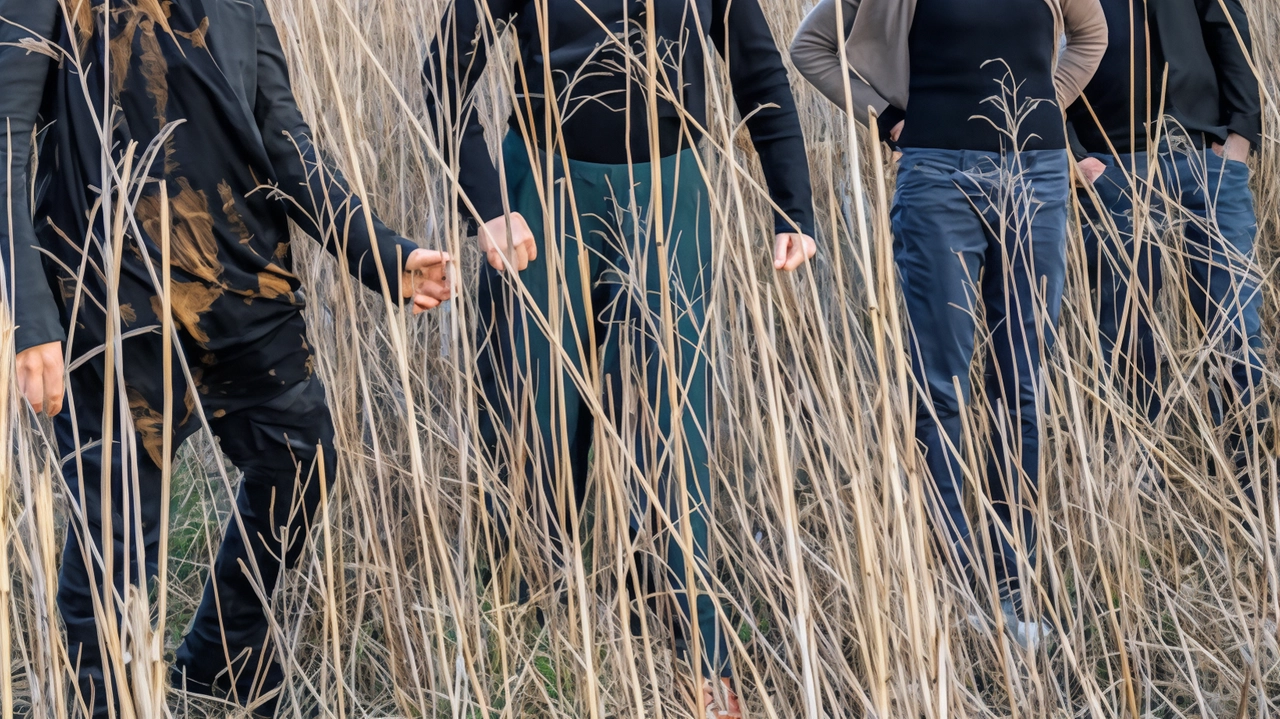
[1067,0,1262,156]
[423,0,815,235]
[899,0,1065,153]
[1066,0,1149,155]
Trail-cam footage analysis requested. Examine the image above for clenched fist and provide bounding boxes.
[773,233,818,272]
[16,341,64,416]
[479,212,538,272]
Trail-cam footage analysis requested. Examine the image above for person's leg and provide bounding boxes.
[1079,152,1163,421]
[890,148,992,578]
[1176,147,1265,494]
[171,317,334,710]
[475,132,598,592]
[971,150,1069,604]
[599,150,728,678]
[55,316,199,718]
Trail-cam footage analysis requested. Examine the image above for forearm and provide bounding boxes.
[1053,0,1109,110]
[423,0,507,224]
[790,0,890,125]
[286,143,418,297]
[752,124,816,236]
[1201,0,1261,146]
[1,0,65,352]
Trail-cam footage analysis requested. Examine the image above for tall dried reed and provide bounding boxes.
[3,0,1279,717]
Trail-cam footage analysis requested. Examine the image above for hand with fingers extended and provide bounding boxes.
[16,341,64,417]
[773,232,818,272]
[479,212,538,272]
[402,248,454,314]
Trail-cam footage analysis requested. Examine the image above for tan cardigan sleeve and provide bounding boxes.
[789,0,891,125]
[1054,0,1108,108]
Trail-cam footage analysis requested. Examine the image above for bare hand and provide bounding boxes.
[479,212,537,272]
[1213,133,1251,163]
[402,248,453,314]
[773,233,817,272]
[1077,157,1106,185]
[890,120,904,143]
[16,341,64,416]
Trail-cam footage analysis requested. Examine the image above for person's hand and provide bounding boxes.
[402,248,453,314]
[773,233,817,272]
[16,341,64,416]
[701,678,742,719]
[1213,132,1251,163]
[479,212,537,272]
[1077,157,1107,185]
[889,121,905,162]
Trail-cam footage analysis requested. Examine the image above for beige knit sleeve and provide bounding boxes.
[789,0,890,125]
[1054,0,1108,108]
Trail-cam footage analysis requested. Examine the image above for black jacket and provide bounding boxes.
[1,0,417,354]
[1068,0,1261,156]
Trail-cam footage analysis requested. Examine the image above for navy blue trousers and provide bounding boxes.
[1079,142,1264,467]
[892,148,1070,596]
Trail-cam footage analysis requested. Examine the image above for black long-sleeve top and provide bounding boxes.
[423,0,815,236]
[1,0,417,354]
[900,0,1065,153]
[1066,0,1149,155]
[1067,0,1261,156]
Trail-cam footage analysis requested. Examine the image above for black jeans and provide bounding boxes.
[56,309,335,717]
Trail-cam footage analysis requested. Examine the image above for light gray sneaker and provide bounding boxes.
[1000,598,1051,652]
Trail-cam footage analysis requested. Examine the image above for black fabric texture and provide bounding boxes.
[1,0,418,355]
[1066,0,1150,155]
[898,0,1064,152]
[1067,0,1263,155]
[422,0,815,235]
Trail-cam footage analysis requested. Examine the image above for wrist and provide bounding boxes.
[877,106,906,144]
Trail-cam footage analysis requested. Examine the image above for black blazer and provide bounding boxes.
[1150,0,1261,147]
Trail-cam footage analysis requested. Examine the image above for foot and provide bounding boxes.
[700,678,742,719]
[999,598,1052,652]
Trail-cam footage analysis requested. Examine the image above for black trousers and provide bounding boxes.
[54,307,335,717]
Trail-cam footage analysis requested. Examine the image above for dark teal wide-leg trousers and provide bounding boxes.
[477,132,729,678]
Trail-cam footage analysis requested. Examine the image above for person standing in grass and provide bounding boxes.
[791,0,1106,648]
[1,0,451,716]
[1069,0,1266,500]
[423,0,816,712]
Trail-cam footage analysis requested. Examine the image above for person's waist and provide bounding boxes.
[516,113,691,165]
[1169,130,1208,150]
[899,112,1066,150]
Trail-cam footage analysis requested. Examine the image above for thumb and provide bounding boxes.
[774,236,788,269]
[407,249,451,270]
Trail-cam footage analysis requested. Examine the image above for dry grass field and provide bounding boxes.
[3,0,1280,717]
